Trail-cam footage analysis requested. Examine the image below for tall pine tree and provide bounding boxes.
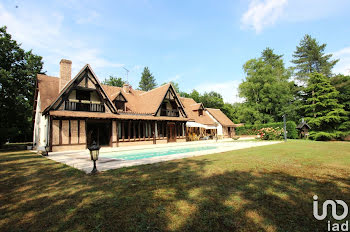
[303,73,347,140]
[139,67,156,91]
[292,34,338,84]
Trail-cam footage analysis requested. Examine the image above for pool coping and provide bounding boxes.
[45,140,282,173]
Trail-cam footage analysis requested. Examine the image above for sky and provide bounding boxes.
[1,0,350,103]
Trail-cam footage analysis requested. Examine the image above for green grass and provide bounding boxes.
[1,140,350,231]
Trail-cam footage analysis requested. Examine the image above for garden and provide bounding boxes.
[1,140,350,231]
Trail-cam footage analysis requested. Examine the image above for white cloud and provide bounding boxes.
[75,10,100,25]
[241,0,350,33]
[194,80,244,104]
[0,3,123,76]
[332,47,350,75]
[165,74,181,83]
[241,0,288,33]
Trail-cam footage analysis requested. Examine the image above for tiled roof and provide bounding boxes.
[206,108,236,127]
[36,71,232,126]
[296,121,311,129]
[50,110,188,121]
[180,97,216,126]
[37,74,60,111]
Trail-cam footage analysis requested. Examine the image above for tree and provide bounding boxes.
[0,26,43,145]
[331,74,350,112]
[331,74,350,134]
[139,67,156,91]
[200,91,224,109]
[292,34,338,84]
[239,48,293,124]
[162,81,180,92]
[303,73,347,140]
[188,90,200,103]
[103,76,125,87]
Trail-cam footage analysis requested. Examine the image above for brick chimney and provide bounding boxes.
[59,59,72,92]
[123,83,131,93]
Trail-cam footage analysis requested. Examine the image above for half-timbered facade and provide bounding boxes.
[33,59,236,151]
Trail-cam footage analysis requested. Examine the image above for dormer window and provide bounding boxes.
[113,93,127,111]
[115,101,125,111]
[198,109,203,116]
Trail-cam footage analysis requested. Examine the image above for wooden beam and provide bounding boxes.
[122,121,125,141]
[153,121,156,144]
[138,121,141,141]
[85,118,88,148]
[49,116,53,152]
[133,120,136,141]
[77,120,80,144]
[59,120,62,145]
[128,120,131,142]
[109,120,113,147]
[116,120,119,147]
[143,121,146,141]
[68,120,71,144]
[148,122,151,140]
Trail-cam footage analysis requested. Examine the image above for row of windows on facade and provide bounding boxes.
[117,121,185,139]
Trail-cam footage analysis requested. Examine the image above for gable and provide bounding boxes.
[113,92,127,102]
[154,84,187,118]
[180,97,215,125]
[206,108,235,127]
[43,65,116,114]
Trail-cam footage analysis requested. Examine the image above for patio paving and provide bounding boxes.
[44,139,281,173]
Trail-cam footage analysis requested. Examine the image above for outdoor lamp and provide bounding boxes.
[44,145,50,156]
[88,142,100,174]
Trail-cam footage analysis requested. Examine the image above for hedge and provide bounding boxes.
[235,121,298,139]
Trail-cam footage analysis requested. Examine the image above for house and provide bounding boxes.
[180,98,218,139]
[206,108,236,138]
[296,119,311,139]
[33,59,237,151]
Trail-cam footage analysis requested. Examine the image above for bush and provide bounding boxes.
[236,121,298,139]
[309,131,335,141]
[309,131,349,141]
[286,121,298,139]
[258,127,284,140]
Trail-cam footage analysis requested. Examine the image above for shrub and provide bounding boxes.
[309,131,350,141]
[258,127,284,140]
[286,121,298,139]
[236,121,298,139]
[309,131,335,141]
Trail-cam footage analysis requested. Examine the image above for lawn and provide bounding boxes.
[1,140,350,232]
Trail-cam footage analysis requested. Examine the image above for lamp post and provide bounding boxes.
[44,145,50,156]
[282,114,287,142]
[88,141,100,174]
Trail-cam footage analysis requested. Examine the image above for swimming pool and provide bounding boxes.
[101,145,218,160]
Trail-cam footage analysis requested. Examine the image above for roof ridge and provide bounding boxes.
[139,83,170,96]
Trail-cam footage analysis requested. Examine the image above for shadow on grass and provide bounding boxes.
[1,151,349,232]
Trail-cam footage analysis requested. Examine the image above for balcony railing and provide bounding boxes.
[160,109,179,117]
[64,101,105,112]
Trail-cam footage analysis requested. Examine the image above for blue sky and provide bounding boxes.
[1,0,350,103]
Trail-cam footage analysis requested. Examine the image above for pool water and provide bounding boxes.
[102,145,218,160]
